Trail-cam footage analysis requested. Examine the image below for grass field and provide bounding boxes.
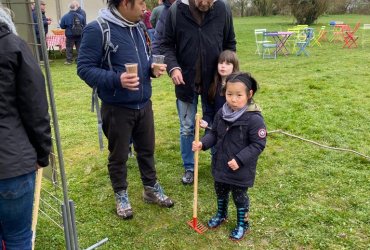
[35,14,369,249]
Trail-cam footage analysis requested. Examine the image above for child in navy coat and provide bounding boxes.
[192,72,267,241]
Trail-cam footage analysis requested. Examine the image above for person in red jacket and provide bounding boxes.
[143,8,154,41]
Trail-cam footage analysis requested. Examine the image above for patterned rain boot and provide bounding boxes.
[229,208,250,241]
[115,190,133,219]
[207,198,229,229]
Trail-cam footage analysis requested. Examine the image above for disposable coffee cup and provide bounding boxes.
[125,63,138,76]
[152,55,165,72]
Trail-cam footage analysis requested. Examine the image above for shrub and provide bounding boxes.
[289,0,328,24]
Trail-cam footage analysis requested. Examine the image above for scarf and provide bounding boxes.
[222,103,248,123]
[222,101,262,123]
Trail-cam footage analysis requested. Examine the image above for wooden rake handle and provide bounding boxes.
[32,168,43,250]
[192,113,200,219]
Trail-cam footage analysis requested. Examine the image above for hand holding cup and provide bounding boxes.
[121,63,140,91]
[152,55,166,77]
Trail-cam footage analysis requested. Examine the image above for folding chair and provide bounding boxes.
[262,31,278,59]
[311,26,327,47]
[254,29,271,55]
[289,25,310,53]
[343,22,361,48]
[296,28,314,56]
[362,24,370,48]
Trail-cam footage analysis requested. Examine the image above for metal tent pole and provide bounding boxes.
[33,0,76,248]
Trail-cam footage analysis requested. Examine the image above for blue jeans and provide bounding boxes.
[176,96,200,171]
[0,172,36,250]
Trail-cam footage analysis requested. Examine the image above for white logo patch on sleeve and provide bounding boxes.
[258,128,267,138]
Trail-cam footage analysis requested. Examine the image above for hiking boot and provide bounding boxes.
[115,190,133,219]
[143,182,174,208]
[181,170,194,185]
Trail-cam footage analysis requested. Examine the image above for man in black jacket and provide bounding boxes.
[162,0,236,184]
[0,5,51,249]
[32,0,51,61]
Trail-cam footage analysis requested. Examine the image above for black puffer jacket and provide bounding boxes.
[201,106,267,187]
[0,23,51,179]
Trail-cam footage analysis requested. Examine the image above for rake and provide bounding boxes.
[187,113,208,234]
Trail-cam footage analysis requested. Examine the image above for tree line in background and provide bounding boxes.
[144,0,370,25]
[231,0,370,24]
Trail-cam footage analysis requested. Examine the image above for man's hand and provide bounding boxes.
[152,63,167,78]
[120,72,140,91]
[170,68,185,85]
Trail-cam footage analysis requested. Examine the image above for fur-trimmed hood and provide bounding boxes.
[0,7,17,36]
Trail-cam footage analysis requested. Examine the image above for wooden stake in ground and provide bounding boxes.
[32,168,43,250]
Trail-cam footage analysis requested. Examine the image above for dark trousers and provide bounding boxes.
[101,101,157,193]
[65,36,81,63]
[214,181,249,210]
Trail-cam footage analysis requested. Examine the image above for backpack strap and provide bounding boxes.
[222,0,232,46]
[138,21,152,56]
[170,0,230,40]
[170,0,179,32]
[97,16,119,71]
[90,17,118,151]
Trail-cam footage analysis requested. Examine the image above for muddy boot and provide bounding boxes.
[207,198,229,229]
[143,182,174,208]
[115,190,133,219]
[229,207,250,241]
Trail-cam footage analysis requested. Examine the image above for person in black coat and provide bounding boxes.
[193,72,266,241]
[161,0,236,185]
[0,5,51,249]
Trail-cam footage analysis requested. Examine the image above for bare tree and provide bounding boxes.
[253,0,274,16]
[231,0,252,17]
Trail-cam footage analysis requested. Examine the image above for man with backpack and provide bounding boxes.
[77,0,174,220]
[60,2,85,65]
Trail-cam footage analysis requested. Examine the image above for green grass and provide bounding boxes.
[36,15,369,249]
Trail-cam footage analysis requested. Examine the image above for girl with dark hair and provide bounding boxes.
[193,72,266,241]
[201,50,239,129]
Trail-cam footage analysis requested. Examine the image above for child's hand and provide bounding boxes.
[228,159,239,171]
[192,141,202,151]
[199,119,208,129]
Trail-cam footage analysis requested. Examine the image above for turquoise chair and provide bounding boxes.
[296,28,314,56]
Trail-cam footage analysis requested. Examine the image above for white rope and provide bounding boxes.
[268,129,370,161]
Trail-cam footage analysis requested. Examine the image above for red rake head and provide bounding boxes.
[187,218,208,234]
